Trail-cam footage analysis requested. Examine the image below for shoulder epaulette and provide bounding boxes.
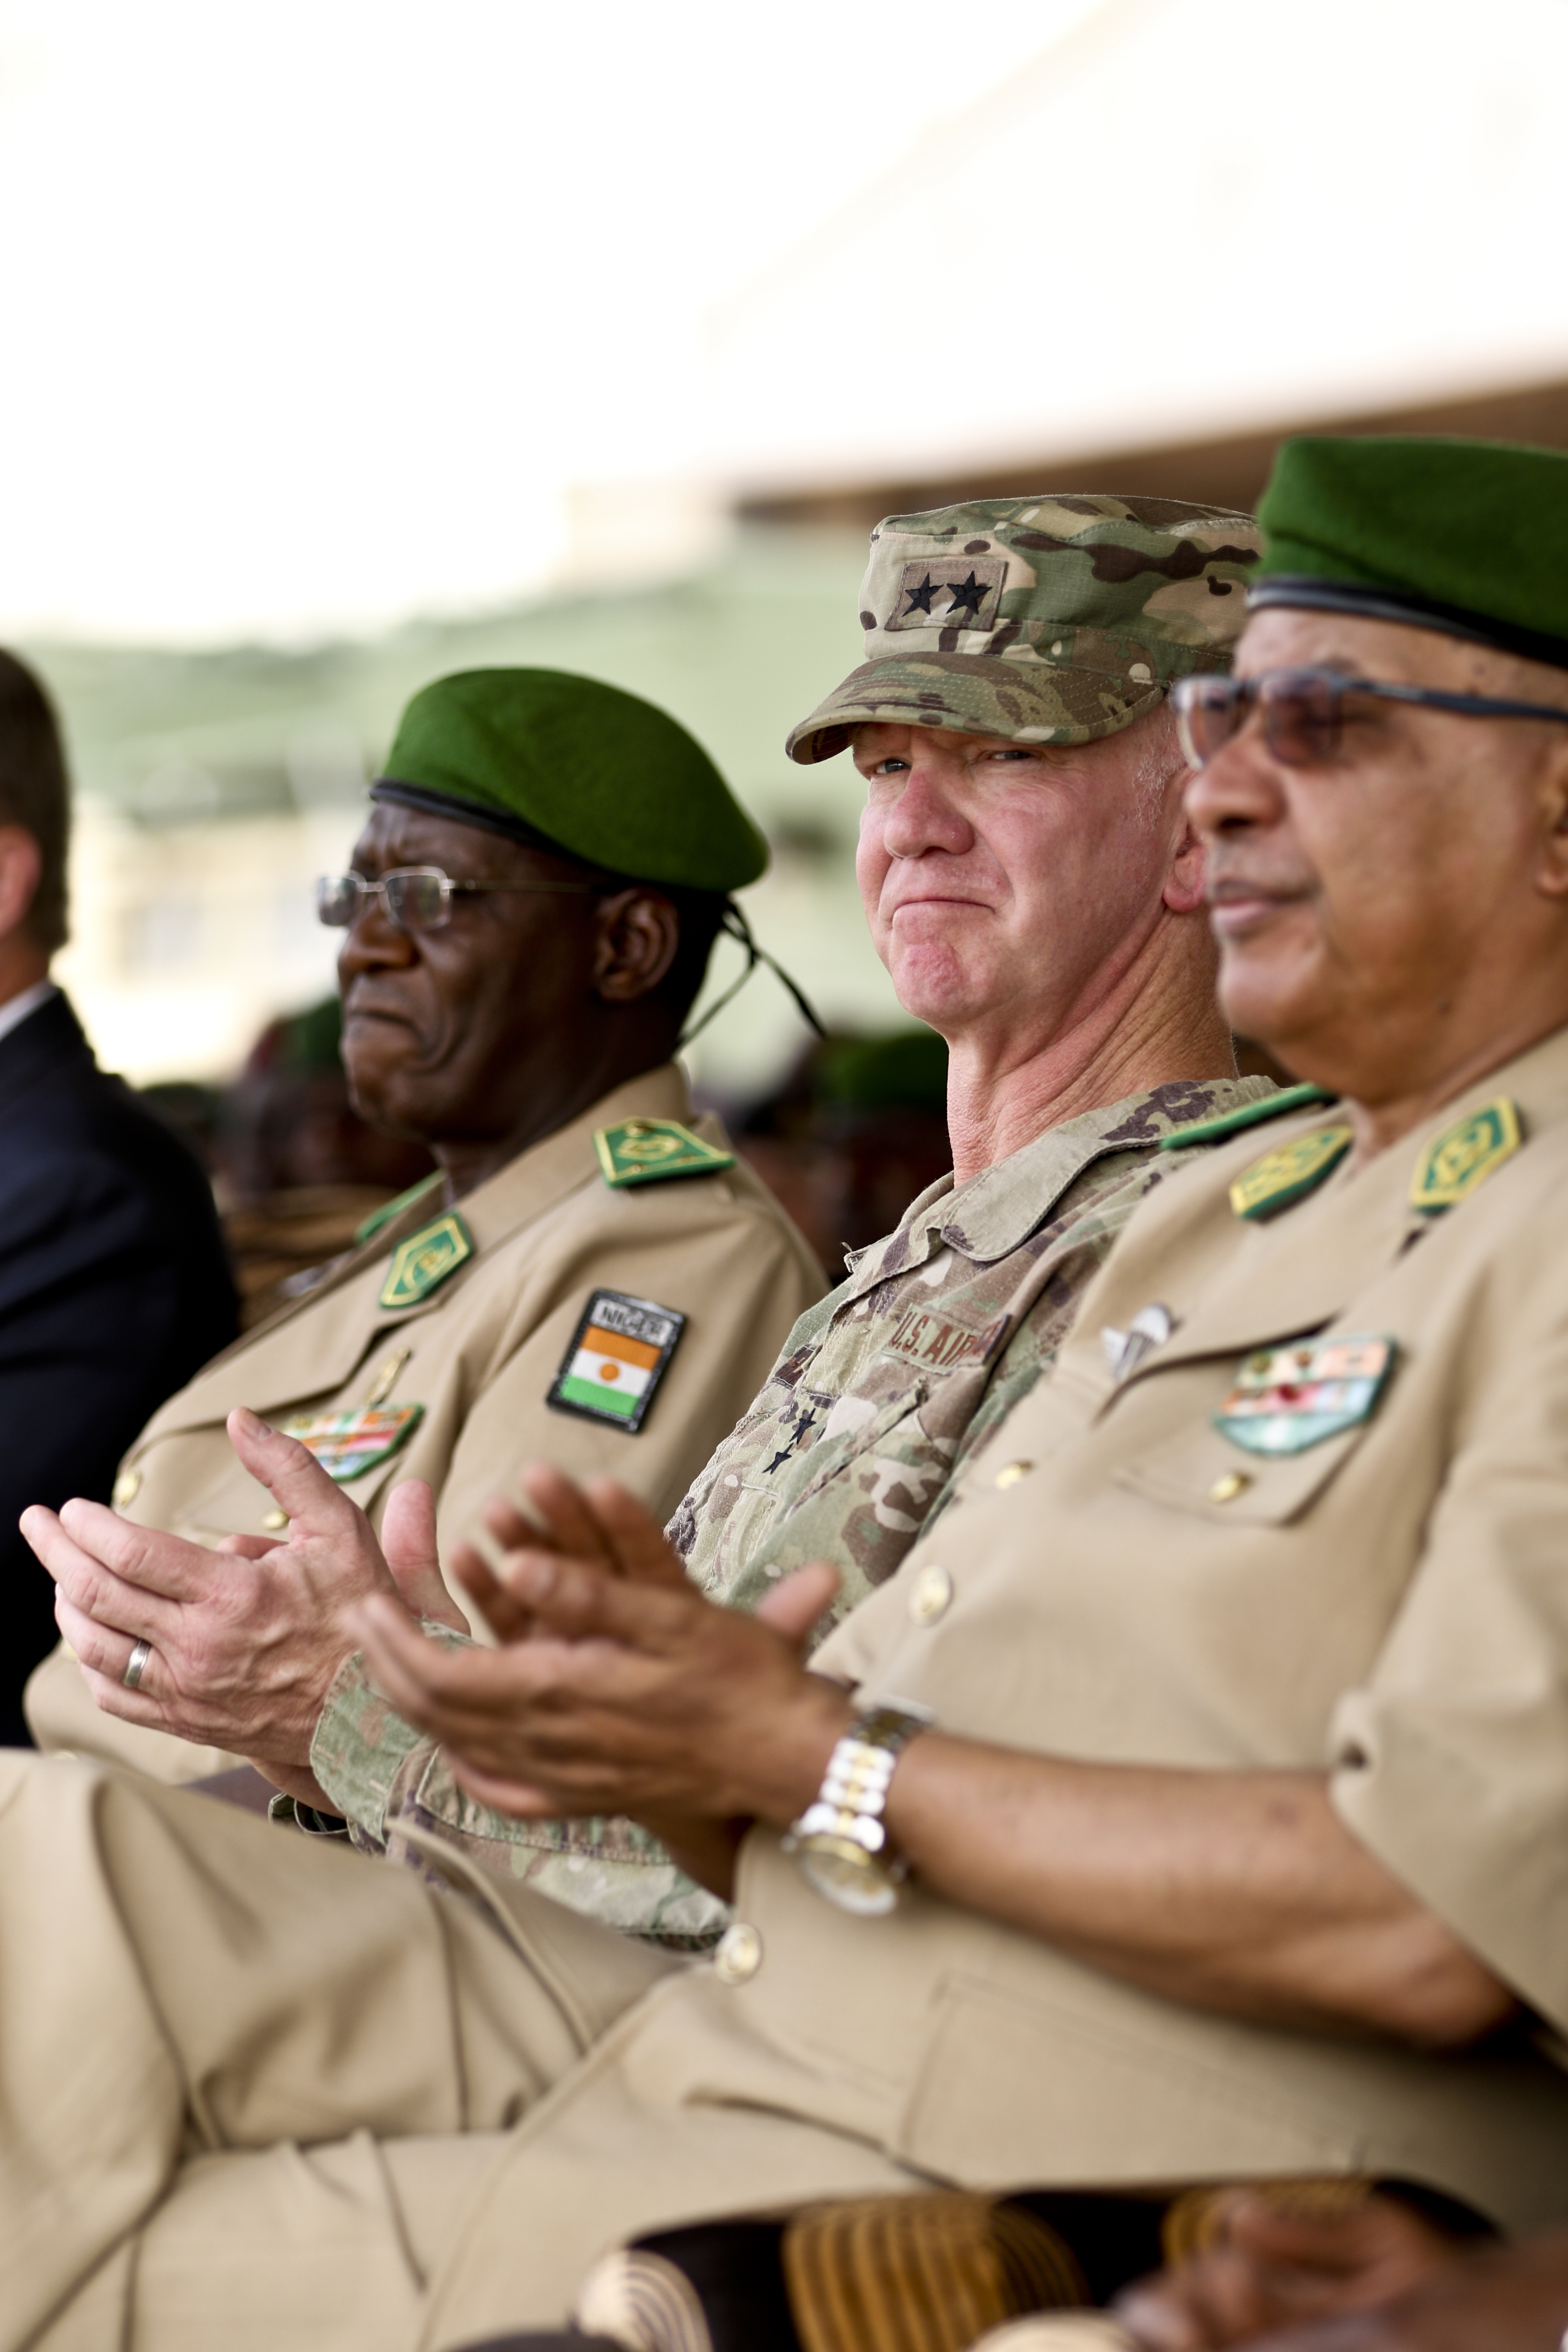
[594,1117,735,1189]
[1157,1082,1335,1153]
[354,1170,444,1246]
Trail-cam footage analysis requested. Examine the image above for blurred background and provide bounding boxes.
[6,0,1568,1275]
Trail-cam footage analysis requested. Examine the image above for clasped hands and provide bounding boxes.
[21,1409,851,1875]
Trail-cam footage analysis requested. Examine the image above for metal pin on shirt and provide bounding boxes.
[1101,1303,1175,1382]
[363,1349,411,1409]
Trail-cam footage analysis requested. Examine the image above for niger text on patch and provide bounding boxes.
[547,1290,686,1434]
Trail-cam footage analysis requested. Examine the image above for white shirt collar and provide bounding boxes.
[0,978,58,1049]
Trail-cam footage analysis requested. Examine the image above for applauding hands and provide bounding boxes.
[351,1464,848,1894]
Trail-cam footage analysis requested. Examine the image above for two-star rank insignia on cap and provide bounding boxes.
[378,1211,475,1310]
[885,555,1007,635]
[281,1402,425,1482]
[1229,1124,1354,1221]
[1213,1335,1395,1456]
[1409,1096,1522,1213]
[547,1290,685,1432]
[594,1118,734,1188]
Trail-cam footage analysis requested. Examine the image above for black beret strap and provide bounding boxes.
[678,900,826,1049]
[1249,576,1568,673]
[370,779,582,861]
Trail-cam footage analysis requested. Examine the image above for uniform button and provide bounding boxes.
[993,1460,1033,1490]
[908,1564,953,1625]
[112,1468,141,1510]
[1209,1470,1252,1504]
[713,1922,763,1983]
[261,1508,289,1532]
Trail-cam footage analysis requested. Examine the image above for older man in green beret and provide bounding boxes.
[24,667,827,1792]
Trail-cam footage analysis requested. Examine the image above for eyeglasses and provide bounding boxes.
[316,867,595,935]
[1172,665,1568,771]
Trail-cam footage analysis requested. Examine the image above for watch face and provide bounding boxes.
[796,1834,901,1917]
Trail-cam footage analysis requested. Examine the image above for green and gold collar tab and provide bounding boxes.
[595,1117,735,1189]
[1410,1097,1522,1214]
[1231,1123,1354,1221]
[379,1210,475,1310]
[1159,1082,1332,1152]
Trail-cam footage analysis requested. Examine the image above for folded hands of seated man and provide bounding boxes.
[21,1405,468,1805]
[352,1463,852,1895]
[1114,2192,1467,2350]
[1120,2204,1568,2351]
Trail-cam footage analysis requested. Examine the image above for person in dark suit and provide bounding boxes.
[0,650,237,1741]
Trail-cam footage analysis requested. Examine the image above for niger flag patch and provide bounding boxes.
[546,1290,686,1433]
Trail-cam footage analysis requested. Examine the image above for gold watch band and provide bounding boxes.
[782,1698,934,1915]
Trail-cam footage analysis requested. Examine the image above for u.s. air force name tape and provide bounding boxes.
[547,1289,686,1433]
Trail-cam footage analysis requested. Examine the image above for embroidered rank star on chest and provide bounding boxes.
[1214,1336,1395,1456]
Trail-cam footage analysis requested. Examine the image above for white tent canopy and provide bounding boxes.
[708,0,1568,496]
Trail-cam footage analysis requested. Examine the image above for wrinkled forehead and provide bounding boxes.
[1233,605,1489,687]
[348,801,558,878]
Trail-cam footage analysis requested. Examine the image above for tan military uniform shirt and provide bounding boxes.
[12,1035,1568,2351]
[309,1078,1272,1941]
[26,1062,825,1780]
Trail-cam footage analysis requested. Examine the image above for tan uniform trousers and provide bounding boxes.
[3,1756,918,2352]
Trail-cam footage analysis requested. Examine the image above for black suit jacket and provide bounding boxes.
[0,992,237,1742]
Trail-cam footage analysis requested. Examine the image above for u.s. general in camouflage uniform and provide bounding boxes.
[309,492,1271,1944]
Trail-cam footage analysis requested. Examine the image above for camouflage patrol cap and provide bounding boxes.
[786,495,1262,764]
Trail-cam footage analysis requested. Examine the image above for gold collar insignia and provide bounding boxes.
[1409,1096,1522,1214]
[1230,1124,1354,1222]
[378,1211,475,1310]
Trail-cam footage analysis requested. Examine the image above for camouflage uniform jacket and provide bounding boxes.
[311,1075,1272,1944]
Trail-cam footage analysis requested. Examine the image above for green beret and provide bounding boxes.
[1253,435,1568,670]
[787,493,1261,763]
[373,668,768,893]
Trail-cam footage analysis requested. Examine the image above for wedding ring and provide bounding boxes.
[123,1638,153,1691]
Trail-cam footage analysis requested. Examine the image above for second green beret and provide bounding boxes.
[1253,435,1568,670]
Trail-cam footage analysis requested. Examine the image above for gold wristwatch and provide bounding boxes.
[782,1699,933,1915]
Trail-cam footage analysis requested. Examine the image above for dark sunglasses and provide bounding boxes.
[1172,665,1568,771]
[317,867,594,936]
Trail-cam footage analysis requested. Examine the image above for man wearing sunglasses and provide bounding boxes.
[5,436,1568,2344]
[23,666,827,1788]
